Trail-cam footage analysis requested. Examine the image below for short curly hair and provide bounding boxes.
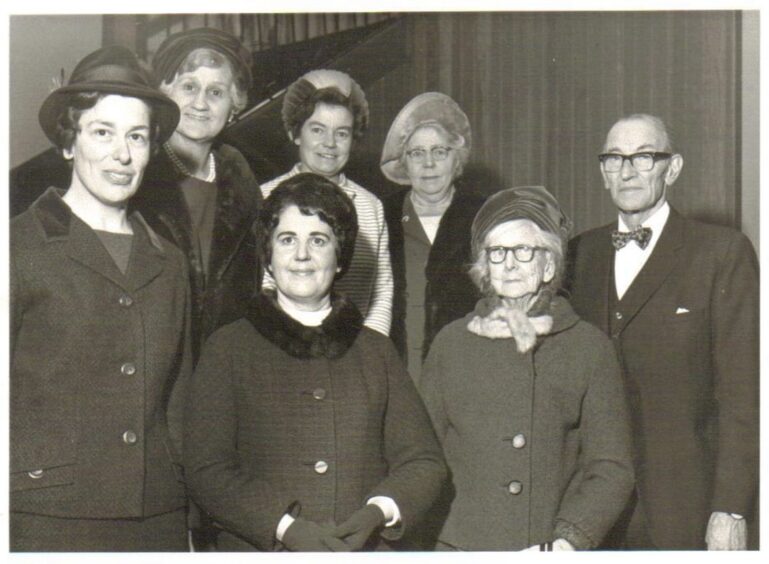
[283,80,368,141]
[257,173,358,279]
[52,91,162,156]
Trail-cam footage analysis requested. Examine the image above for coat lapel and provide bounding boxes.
[126,213,167,292]
[613,208,685,334]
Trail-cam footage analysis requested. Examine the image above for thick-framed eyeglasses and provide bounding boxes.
[598,151,672,172]
[405,146,453,163]
[485,245,545,264]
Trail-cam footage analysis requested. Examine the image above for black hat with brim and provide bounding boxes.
[39,45,180,146]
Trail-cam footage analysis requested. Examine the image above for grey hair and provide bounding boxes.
[399,122,470,179]
[160,47,249,115]
[606,113,674,153]
[468,219,565,297]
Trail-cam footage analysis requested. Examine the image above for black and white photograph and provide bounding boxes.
[2,1,763,560]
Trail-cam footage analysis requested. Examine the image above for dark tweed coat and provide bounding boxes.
[383,186,485,362]
[183,291,447,551]
[10,188,190,520]
[130,143,262,361]
[566,207,759,549]
[420,296,634,550]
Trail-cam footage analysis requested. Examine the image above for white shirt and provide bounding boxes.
[614,202,670,300]
[261,166,394,336]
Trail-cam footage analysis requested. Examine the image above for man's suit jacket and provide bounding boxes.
[566,206,759,549]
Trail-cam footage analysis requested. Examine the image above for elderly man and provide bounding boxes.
[566,114,758,550]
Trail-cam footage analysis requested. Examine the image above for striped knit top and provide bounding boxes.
[260,165,393,336]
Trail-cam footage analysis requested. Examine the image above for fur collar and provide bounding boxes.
[246,290,364,359]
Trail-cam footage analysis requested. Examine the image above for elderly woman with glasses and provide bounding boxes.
[130,27,262,362]
[184,173,446,552]
[419,186,634,551]
[380,93,486,382]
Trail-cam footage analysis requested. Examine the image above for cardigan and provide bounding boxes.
[10,188,190,519]
[420,295,634,550]
[260,165,394,336]
[183,291,446,551]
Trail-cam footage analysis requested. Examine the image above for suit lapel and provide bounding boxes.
[613,208,685,334]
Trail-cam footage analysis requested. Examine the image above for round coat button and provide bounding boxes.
[614,311,623,320]
[312,388,326,400]
[507,480,523,495]
[512,434,527,449]
[122,430,138,445]
[28,469,44,479]
[119,295,133,307]
[121,363,136,376]
[314,461,329,474]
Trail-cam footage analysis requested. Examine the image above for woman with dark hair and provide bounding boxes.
[184,173,445,552]
[380,93,486,382]
[260,70,393,338]
[10,46,189,551]
[131,27,262,361]
[420,186,634,551]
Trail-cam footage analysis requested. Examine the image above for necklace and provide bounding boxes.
[164,142,216,182]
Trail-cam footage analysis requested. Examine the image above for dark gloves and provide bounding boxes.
[281,517,350,552]
[332,504,386,551]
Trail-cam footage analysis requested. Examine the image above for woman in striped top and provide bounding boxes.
[260,70,393,336]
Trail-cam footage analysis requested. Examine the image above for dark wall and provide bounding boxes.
[355,12,740,235]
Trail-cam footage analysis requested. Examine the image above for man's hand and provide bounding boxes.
[705,511,747,550]
[332,505,385,551]
[281,517,350,552]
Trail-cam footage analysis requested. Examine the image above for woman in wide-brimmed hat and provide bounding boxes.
[380,92,486,383]
[10,45,190,551]
[420,186,635,551]
[130,27,262,362]
[260,69,393,338]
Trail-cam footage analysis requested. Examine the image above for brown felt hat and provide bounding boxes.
[39,45,180,146]
[151,27,253,91]
[471,186,572,257]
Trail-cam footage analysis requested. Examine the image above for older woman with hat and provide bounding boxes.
[10,45,189,551]
[130,27,262,361]
[420,186,634,551]
[184,173,445,552]
[260,69,393,337]
[380,93,485,381]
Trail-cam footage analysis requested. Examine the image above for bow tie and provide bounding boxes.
[612,227,652,250]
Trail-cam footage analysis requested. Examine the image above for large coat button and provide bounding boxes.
[314,461,329,474]
[28,469,44,479]
[122,430,138,445]
[312,388,326,400]
[121,363,136,376]
[512,434,527,449]
[614,311,623,320]
[507,480,523,495]
[118,295,134,308]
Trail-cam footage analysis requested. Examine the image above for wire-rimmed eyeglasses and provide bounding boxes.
[485,245,546,264]
[405,146,453,163]
[598,151,672,172]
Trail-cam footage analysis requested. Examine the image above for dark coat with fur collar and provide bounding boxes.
[183,291,447,551]
[383,186,485,363]
[130,143,261,361]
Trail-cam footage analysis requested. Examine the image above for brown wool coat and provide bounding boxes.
[183,292,447,551]
[420,296,634,550]
[10,188,190,519]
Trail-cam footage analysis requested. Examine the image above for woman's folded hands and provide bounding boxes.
[282,505,386,551]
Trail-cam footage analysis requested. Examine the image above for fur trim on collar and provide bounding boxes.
[246,290,364,359]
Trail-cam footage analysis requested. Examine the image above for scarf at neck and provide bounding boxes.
[467,290,554,353]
